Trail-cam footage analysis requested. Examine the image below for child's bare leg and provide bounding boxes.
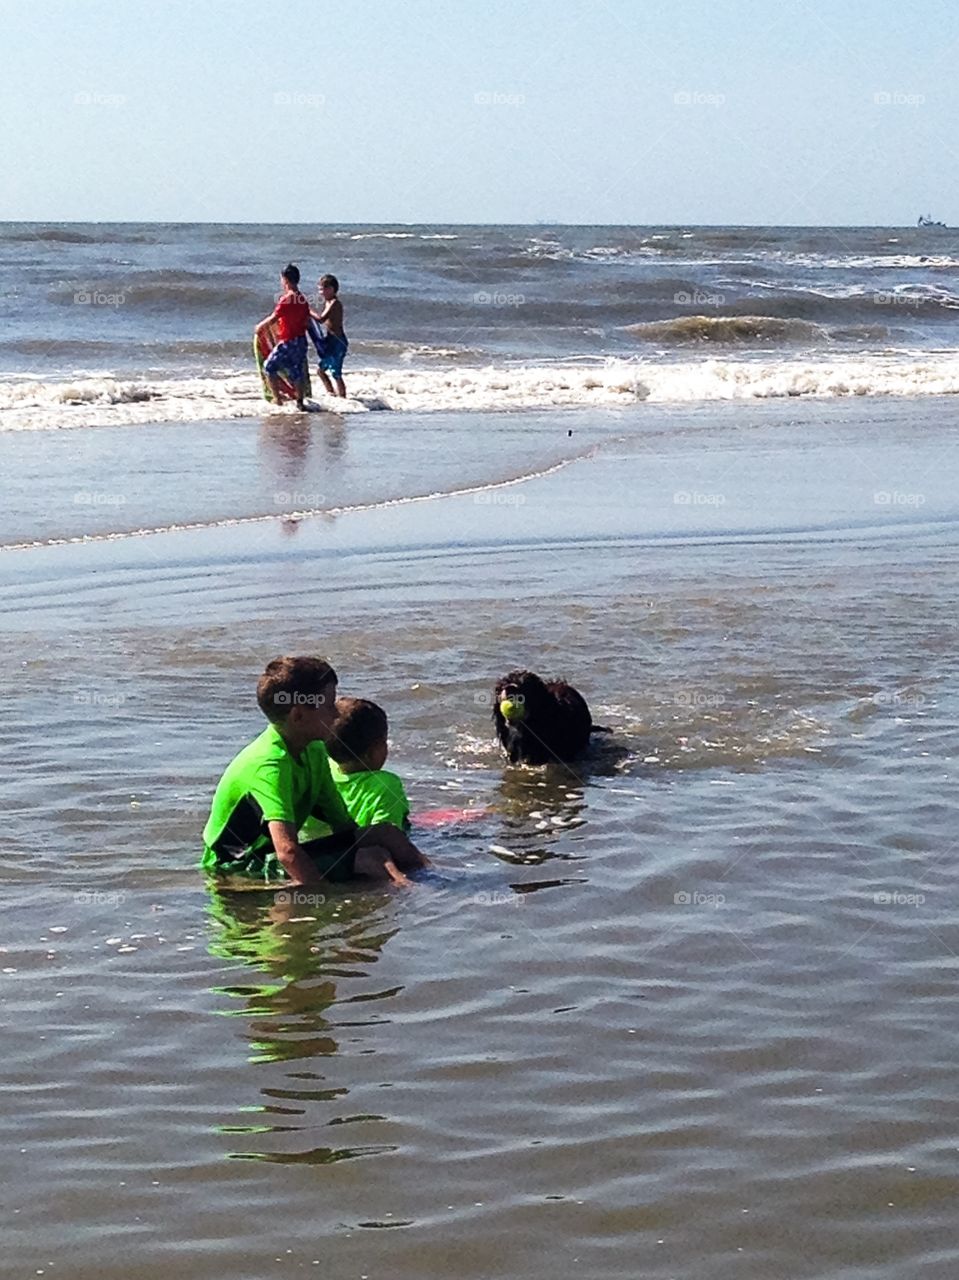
[354,845,411,886]
[361,824,430,871]
[267,374,285,404]
[334,376,346,399]
[318,370,335,396]
[295,374,307,410]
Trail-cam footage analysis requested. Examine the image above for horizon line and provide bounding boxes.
[0,219,942,229]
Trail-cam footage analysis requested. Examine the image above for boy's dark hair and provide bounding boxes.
[256,655,337,721]
[282,263,301,287]
[327,697,387,765]
[320,273,339,293]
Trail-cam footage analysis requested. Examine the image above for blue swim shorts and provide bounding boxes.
[319,333,349,380]
[264,334,308,383]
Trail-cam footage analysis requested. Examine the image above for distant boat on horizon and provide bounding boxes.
[917,213,948,228]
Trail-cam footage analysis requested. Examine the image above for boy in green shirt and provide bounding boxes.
[201,656,427,887]
[326,697,411,829]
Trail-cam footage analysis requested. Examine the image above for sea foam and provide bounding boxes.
[2,353,959,431]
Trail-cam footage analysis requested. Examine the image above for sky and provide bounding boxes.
[2,0,958,224]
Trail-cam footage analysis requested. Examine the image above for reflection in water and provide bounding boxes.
[259,417,313,476]
[490,767,590,865]
[258,416,350,499]
[205,886,398,1164]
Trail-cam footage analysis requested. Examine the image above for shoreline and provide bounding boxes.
[1,394,956,559]
[2,395,956,633]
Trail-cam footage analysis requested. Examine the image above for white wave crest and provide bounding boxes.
[2,354,959,431]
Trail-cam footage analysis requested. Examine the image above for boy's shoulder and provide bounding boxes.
[370,767,406,793]
[366,770,409,814]
[227,725,326,772]
[333,764,406,793]
[212,727,286,801]
[227,724,276,766]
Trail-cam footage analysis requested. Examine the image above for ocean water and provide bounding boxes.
[1,226,959,1279]
[2,222,959,429]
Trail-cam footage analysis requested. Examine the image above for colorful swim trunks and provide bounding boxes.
[264,334,308,383]
[320,333,349,380]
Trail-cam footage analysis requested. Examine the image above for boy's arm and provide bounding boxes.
[316,299,342,327]
[256,296,285,334]
[270,818,427,882]
[267,820,325,885]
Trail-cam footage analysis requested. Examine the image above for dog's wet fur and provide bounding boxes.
[492,670,594,765]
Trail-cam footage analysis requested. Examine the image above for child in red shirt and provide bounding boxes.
[256,263,311,409]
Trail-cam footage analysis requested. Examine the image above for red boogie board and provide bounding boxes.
[412,808,489,828]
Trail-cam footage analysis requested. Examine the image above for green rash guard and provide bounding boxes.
[201,725,353,879]
[302,761,411,837]
[331,761,411,830]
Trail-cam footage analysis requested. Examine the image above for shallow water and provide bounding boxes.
[2,395,958,1277]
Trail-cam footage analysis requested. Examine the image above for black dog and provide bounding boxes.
[492,670,593,765]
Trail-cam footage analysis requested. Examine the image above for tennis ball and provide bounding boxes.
[500,698,525,722]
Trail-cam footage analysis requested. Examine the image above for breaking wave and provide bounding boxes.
[3,352,959,431]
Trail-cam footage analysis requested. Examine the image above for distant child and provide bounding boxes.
[201,656,427,887]
[327,697,411,829]
[256,263,310,410]
[311,273,349,398]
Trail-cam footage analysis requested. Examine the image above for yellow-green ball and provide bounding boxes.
[500,698,525,722]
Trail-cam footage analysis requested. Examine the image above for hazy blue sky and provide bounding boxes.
[3,0,958,224]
